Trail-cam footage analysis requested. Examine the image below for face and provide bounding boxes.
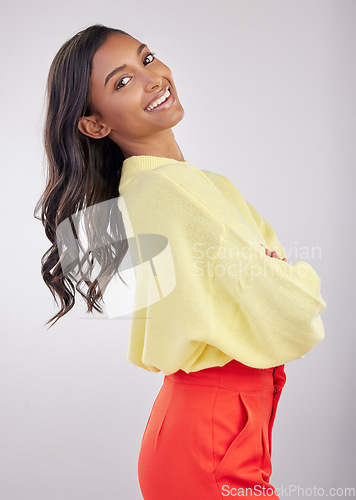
[80,33,185,150]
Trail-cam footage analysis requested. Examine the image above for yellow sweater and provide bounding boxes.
[117,155,326,375]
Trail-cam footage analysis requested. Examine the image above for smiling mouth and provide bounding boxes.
[144,86,173,112]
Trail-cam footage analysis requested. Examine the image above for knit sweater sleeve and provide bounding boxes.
[120,164,326,371]
[210,223,326,367]
[245,200,287,261]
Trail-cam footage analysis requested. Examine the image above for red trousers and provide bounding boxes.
[138,359,286,499]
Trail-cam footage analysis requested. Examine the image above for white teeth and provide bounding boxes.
[146,87,170,111]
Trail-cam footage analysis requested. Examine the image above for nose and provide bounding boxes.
[144,70,164,92]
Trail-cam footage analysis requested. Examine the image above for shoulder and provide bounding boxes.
[120,163,231,230]
[200,169,243,194]
[129,163,225,204]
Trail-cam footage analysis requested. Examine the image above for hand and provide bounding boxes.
[260,244,288,262]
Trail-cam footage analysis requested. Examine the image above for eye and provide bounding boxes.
[114,52,156,90]
[115,76,131,90]
[143,52,156,65]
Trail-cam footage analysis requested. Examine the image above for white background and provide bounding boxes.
[0,1,354,498]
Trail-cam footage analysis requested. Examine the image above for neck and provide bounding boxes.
[112,129,185,162]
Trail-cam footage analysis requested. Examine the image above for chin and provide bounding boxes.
[172,105,185,125]
[170,113,184,129]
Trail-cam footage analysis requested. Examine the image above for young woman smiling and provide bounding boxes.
[35,24,326,500]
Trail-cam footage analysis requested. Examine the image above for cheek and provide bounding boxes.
[106,96,147,133]
[115,96,145,124]
[161,64,174,81]
[99,96,131,126]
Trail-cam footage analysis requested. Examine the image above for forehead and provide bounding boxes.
[91,33,143,82]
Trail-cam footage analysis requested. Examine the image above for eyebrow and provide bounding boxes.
[104,43,148,86]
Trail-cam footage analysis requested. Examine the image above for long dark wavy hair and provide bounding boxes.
[34,24,132,329]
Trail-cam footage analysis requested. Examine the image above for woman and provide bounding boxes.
[35,24,327,499]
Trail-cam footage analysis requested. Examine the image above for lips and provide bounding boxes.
[144,85,170,111]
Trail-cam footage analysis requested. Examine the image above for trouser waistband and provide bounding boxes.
[165,359,285,393]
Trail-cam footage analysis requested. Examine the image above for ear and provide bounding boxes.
[77,115,111,139]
